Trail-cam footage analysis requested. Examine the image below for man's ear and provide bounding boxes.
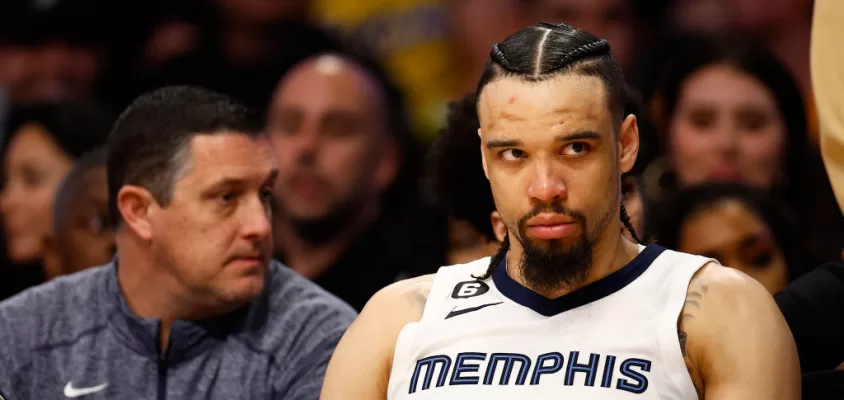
[618,114,640,174]
[116,185,158,241]
[374,136,399,191]
[479,128,489,179]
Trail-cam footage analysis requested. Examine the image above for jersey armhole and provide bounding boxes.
[657,251,713,399]
[419,266,456,322]
[387,266,457,397]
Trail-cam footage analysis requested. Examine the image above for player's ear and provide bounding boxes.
[490,211,506,242]
[479,128,489,179]
[116,185,157,241]
[618,114,639,174]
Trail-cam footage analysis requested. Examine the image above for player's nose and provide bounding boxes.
[527,162,567,203]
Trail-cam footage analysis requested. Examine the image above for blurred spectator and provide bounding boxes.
[0,102,112,281]
[135,4,343,112]
[732,0,817,141]
[267,53,428,310]
[653,182,808,294]
[51,146,114,278]
[648,36,844,263]
[0,0,109,105]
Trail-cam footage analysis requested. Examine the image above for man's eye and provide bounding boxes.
[501,149,526,161]
[562,142,590,156]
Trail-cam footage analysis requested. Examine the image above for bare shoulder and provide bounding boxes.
[320,274,436,399]
[679,262,799,399]
[681,262,780,323]
[344,273,436,350]
[363,273,436,321]
[679,261,783,349]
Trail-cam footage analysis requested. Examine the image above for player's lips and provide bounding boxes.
[709,166,741,181]
[525,213,577,239]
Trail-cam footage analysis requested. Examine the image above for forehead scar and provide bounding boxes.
[508,96,517,104]
[500,111,524,121]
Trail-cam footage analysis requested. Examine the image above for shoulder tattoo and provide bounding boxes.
[679,274,709,398]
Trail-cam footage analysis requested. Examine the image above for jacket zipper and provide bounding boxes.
[158,336,171,400]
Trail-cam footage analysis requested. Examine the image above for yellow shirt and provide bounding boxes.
[812,0,844,212]
[310,0,461,142]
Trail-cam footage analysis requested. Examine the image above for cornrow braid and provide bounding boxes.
[490,43,514,70]
[620,202,641,243]
[536,22,563,30]
[473,232,509,281]
[560,40,610,66]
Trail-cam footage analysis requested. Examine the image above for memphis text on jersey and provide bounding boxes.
[407,350,651,394]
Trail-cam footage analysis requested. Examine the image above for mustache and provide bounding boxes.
[518,202,586,227]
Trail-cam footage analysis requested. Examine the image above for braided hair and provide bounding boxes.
[472,22,632,281]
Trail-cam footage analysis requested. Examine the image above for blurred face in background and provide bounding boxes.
[529,0,636,71]
[54,165,115,277]
[0,43,102,104]
[668,64,786,190]
[669,0,731,34]
[677,198,789,294]
[267,55,397,237]
[621,174,644,240]
[0,123,73,263]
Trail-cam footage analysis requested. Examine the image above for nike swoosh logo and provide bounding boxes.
[63,382,108,398]
[445,302,503,319]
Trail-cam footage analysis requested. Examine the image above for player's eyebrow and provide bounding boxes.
[486,131,602,149]
[556,131,601,142]
[485,139,523,149]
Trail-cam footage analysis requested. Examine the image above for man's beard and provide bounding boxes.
[275,195,364,246]
[513,201,614,292]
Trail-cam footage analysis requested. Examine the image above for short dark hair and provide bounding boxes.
[651,182,808,281]
[475,22,626,130]
[107,86,263,222]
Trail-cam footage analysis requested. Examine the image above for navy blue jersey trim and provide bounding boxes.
[492,245,666,316]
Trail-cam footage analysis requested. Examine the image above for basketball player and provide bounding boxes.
[321,23,799,399]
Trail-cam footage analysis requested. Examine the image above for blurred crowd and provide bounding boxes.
[0,0,840,344]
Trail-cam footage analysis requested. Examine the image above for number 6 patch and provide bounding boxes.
[451,280,490,299]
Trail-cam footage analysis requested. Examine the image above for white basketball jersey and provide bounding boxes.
[387,245,713,399]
